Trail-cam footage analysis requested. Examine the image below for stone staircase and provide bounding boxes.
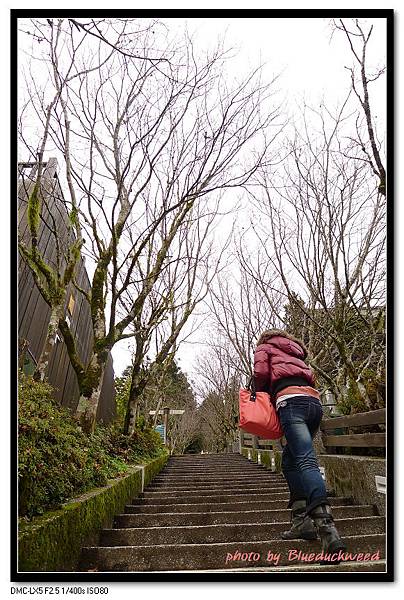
[79,453,386,573]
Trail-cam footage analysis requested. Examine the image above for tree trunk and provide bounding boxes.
[18,338,30,371]
[152,396,164,427]
[123,368,148,435]
[356,379,372,410]
[75,353,106,434]
[34,303,64,381]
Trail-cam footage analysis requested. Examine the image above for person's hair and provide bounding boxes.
[256,329,308,358]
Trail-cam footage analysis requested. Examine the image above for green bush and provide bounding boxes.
[18,372,164,519]
[92,421,165,465]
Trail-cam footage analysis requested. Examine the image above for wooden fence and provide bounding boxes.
[320,408,386,450]
[239,431,282,451]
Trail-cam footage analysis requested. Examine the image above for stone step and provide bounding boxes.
[142,486,290,498]
[165,461,251,466]
[162,461,269,469]
[124,496,354,514]
[171,460,257,464]
[145,483,288,494]
[169,453,241,456]
[163,464,266,468]
[147,483,286,492]
[100,516,384,547]
[79,533,385,571]
[162,463,253,466]
[145,479,286,491]
[168,454,245,459]
[146,485,288,494]
[160,467,282,473]
[151,476,288,486]
[149,475,286,485]
[148,484,289,493]
[160,461,268,473]
[114,504,376,528]
[160,469,272,476]
[145,483,336,499]
[156,469,284,476]
[165,460,250,466]
[187,560,387,573]
[154,474,284,480]
[158,473,279,480]
[133,491,291,505]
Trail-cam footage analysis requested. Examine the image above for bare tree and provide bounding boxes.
[18,18,158,380]
[194,344,242,451]
[19,17,282,432]
[185,249,283,452]
[332,18,386,196]
[207,251,284,379]
[119,196,231,434]
[169,404,200,455]
[18,15,93,382]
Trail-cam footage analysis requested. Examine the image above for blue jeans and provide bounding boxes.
[278,395,328,514]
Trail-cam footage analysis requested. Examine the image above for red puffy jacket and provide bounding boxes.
[254,332,314,397]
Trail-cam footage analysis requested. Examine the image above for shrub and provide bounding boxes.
[18,373,164,519]
[95,418,165,464]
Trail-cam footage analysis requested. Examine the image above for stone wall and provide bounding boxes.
[240,447,386,516]
[318,454,386,516]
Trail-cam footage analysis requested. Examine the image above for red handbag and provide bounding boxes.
[238,378,283,440]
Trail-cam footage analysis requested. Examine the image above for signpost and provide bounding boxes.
[154,424,165,441]
[149,407,185,447]
[149,409,186,415]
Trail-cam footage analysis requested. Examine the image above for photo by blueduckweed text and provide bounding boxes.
[225,549,382,565]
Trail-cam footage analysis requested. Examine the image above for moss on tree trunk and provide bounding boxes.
[75,353,107,434]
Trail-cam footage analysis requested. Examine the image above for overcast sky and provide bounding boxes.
[167,17,386,122]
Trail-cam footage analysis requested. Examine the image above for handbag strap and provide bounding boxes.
[247,375,256,401]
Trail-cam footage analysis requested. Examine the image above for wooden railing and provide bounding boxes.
[320,408,386,450]
[239,431,282,451]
